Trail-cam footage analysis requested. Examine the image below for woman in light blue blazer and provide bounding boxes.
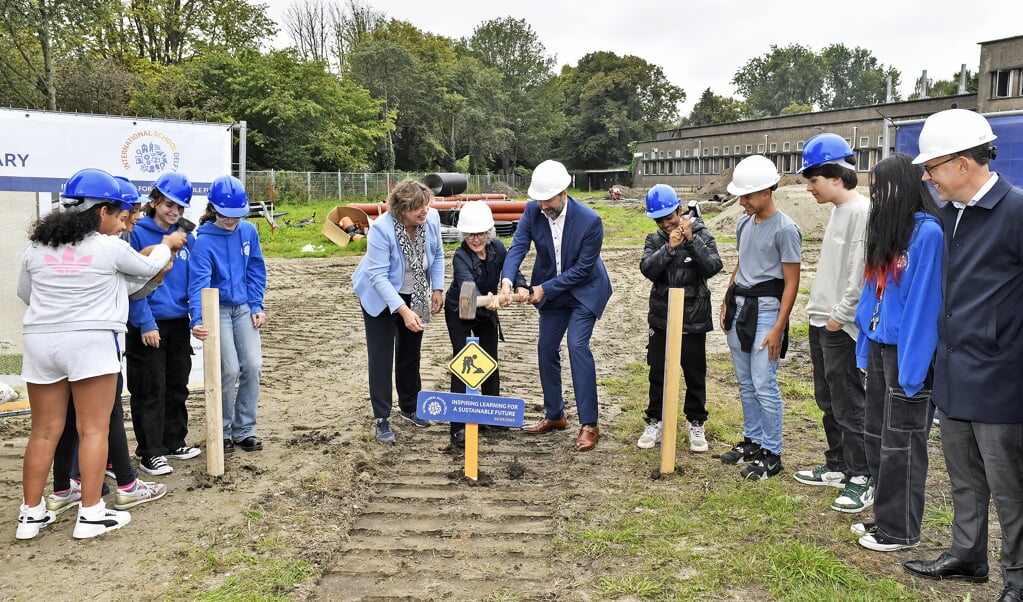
[352,179,445,444]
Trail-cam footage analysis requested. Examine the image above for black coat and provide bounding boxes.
[640,218,723,333]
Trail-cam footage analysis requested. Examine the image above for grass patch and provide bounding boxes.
[790,321,810,340]
[194,557,317,601]
[580,342,931,601]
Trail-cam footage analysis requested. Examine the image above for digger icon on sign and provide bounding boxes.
[462,354,485,375]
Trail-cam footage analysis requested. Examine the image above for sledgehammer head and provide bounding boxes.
[174,216,196,233]
[458,281,478,321]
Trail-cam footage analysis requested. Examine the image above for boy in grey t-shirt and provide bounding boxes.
[719,155,802,480]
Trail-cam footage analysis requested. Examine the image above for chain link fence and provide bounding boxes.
[244,171,524,204]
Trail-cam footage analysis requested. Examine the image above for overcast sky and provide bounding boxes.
[261,0,1020,114]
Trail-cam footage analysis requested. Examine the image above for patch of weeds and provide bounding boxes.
[194,558,317,601]
[923,491,955,530]
[790,321,810,339]
[481,591,525,602]
[596,574,664,598]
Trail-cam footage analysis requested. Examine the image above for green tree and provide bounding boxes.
[683,87,746,126]
[732,43,899,115]
[558,51,684,169]
[346,20,454,171]
[910,69,978,99]
[464,17,561,175]
[820,44,901,108]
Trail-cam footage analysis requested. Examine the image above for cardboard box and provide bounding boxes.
[323,206,374,246]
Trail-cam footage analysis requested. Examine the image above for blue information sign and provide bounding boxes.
[417,390,525,428]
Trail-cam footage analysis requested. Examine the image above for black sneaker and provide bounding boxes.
[139,455,172,476]
[720,438,761,465]
[741,449,783,480]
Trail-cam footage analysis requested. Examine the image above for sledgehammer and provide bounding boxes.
[458,281,529,320]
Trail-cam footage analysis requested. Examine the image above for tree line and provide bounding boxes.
[0,0,976,175]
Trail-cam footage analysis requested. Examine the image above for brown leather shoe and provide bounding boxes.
[522,416,568,433]
[573,425,599,451]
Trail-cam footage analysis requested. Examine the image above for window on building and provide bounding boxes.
[667,160,674,175]
[675,150,681,158]
[703,147,710,157]
[684,160,691,175]
[783,141,791,152]
[643,152,649,160]
[878,135,884,146]
[735,145,741,155]
[684,148,690,157]
[858,150,871,171]
[796,140,804,151]
[859,136,869,148]
[713,147,720,156]
[723,146,730,156]
[745,144,753,154]
[693,160,700,175]
[993,70,1013,98]
[769,143,777,152]
[757,143,765,153]
[659,151,665,159]
[783,155,793,173]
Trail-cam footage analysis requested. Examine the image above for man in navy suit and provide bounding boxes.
[500,160,612,452]
[903,110,1023,602]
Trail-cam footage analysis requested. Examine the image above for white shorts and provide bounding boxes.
[22,330,121,384]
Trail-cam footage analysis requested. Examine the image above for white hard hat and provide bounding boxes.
[913,109,997,164]
[456,201,495,233]
[527,160,572,200]
[727,155,781,195]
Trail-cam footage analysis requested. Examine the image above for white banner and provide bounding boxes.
[0,109,233,198]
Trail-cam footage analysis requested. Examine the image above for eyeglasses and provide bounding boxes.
[465,232,488,240]
[923,155,958,176]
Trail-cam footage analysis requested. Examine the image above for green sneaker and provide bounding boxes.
[793,464,848,488]
[831,476,874,513]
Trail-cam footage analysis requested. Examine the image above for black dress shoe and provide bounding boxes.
[998,586,1023,602]
[903,552,989,583]
[223,439,235,454]
[236,436,263,452]
[450,429,465,449]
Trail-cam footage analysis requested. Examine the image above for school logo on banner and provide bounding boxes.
[120,130,181,174]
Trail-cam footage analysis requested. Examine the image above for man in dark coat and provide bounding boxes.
[903,109,1023,602]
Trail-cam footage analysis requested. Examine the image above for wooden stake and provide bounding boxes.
[660,288,685,475]
[465,423,479,480]
[202,288,224,477]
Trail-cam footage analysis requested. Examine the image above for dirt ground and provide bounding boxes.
[0,186,1007,601]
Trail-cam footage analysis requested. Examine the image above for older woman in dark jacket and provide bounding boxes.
[443,202,527,448]
[637,185,723,452]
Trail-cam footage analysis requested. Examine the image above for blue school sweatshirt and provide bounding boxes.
[128,215,194,332]
[188,220,266,329]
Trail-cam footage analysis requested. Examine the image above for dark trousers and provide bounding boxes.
[125,317,193,457]
[53,372,136,489]
[864,342,934,545]
[445,310,500,435]
[809,326,868,477]
[940,412,1023,587]
[363,298,423,419]
[537,299,598,425]
[645,328,708,424]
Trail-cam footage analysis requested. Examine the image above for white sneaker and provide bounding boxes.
[166,446,201,460]
[689,421,709,452]
[73,501,131,539]
[114,479,168,510]
[637,421,663,449]
[16,499,56,540]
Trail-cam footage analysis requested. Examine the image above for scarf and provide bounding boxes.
[395,219,430,322]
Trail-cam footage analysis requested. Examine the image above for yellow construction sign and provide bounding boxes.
[447,341,497,391]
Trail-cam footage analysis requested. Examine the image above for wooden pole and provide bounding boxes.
[659,288,685,475]
[202,288,224,477]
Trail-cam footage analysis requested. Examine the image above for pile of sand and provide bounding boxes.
[707,184,870,240]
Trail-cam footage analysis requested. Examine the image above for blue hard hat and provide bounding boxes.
[645,184,680,219]
[151,172,193,207]
[113,176,141,210]
[60,168,125,212]
[798,133,854,173]
[208,175,249,218]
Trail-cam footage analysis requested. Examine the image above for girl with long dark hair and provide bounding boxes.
[851,153,943,552]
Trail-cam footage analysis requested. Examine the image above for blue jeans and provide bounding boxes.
[220,303,263,440]
[726,300,783,455]
[537,300,599,426]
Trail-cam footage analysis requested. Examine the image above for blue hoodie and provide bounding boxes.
[854,212,943,396]
[128,215,194,332]
[188,219,266,329]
